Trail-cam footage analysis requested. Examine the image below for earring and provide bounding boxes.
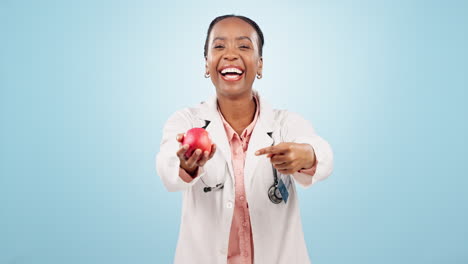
[204,72,210,78]
[256,73,262,79]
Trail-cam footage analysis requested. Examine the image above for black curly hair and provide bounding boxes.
[203,15,265,58]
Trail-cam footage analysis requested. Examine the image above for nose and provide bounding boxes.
[222,46,239,61]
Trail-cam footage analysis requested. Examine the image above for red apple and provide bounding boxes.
[182,128,212,159]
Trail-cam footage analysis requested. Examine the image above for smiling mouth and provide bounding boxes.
[219,67,245,82]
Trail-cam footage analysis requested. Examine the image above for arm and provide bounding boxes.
[156,111,206,192]
[282,111,334,188]
[254,111,334,189]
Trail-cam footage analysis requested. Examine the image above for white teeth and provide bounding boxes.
[225,74,240,79]
[221,67,243,74]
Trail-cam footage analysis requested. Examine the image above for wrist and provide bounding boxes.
[180,165,198,177]
[302,143,316,170]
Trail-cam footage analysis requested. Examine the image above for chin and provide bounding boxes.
[216,85,250,98]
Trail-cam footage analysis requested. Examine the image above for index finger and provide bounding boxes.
[255,145,281,156]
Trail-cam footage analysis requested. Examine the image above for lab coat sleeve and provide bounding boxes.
[282,111,334,188]
[156,110,206,192]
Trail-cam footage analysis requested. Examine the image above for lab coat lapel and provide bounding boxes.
[244,95,275,189]
[197,95,234,184]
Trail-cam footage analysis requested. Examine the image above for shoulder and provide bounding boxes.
[257,91,307,122]
[264,106,315,141]
[164,101,207,127]
[259,95,310,129]
[271,108,309,126]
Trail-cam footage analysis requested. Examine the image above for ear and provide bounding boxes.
[205,56,209,74]
[257,57,263,75]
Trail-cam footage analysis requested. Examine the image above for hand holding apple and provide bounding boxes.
[176,128,217,176]
[181,128,213,158]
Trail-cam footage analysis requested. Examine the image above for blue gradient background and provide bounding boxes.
[1,0,467,263]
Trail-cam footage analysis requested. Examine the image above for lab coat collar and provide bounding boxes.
[198,89,275,131]
[197,89,276,188]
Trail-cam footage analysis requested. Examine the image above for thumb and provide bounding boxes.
[176,133,185,142]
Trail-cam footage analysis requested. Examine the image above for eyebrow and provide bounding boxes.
[212,36,253,43]
[236,36,252,42]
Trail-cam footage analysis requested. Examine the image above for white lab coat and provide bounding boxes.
[156,90,333,264]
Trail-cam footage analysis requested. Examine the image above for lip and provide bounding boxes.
[218,65,245,82]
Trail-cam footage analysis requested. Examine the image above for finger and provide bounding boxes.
[255,145,279,156]
[197,150,210,167]
[258,143,290,156]
[273,161,292,170]
[270,154,288,165]
[176,144,190,161]
[199,144,217,166]
[176,133,185,143]
[208,144,217,159]
[186,148,203,167]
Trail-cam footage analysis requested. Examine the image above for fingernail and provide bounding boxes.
[255,151,260,155]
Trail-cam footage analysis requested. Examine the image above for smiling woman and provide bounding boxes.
[204,15,264,101]
[156,14,334,264]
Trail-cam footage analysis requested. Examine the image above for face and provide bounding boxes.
[205,17,263,98]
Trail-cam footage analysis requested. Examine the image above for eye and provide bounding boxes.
[239,45,250,49]
[214,45,224,49]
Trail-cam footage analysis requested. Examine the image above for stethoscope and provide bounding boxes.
[201,161,282,204]
[200,120,283,204]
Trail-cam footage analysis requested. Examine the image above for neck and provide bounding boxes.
[217,91,257,129]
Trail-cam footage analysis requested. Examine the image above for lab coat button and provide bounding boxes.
[226,201,233,208]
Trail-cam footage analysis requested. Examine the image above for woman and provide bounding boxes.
[156,15,333,264]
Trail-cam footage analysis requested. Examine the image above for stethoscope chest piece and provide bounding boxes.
[267,131,284,204]
[268,184,283,204]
